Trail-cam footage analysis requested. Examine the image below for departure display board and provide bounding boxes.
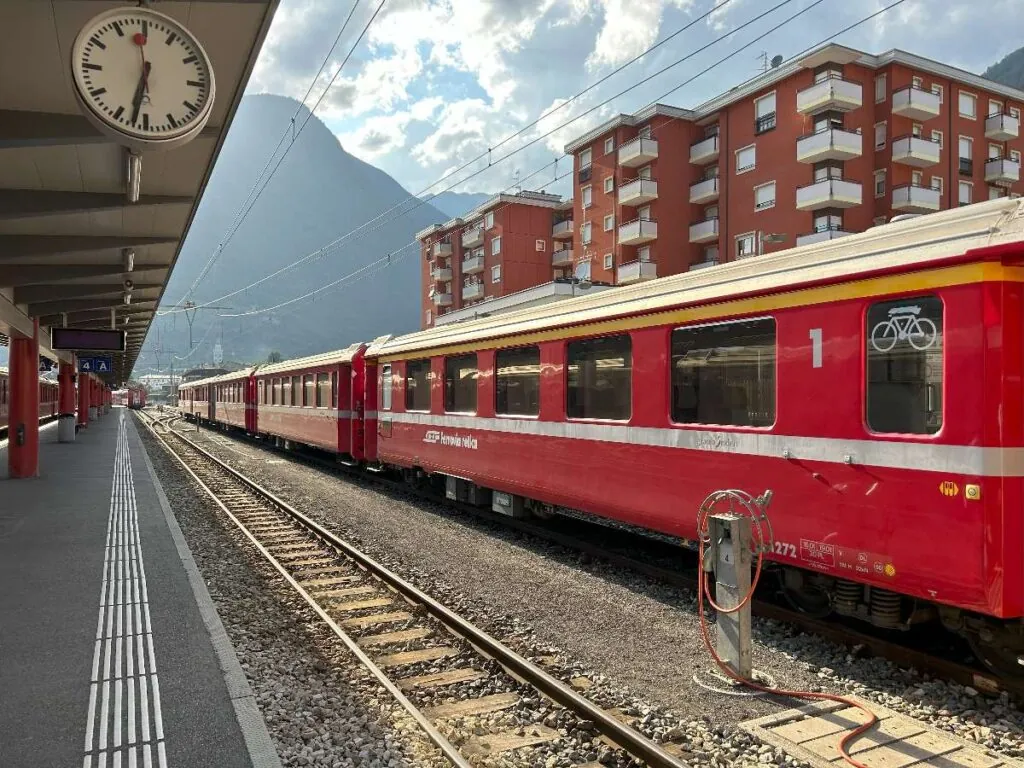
[51,328,126,352]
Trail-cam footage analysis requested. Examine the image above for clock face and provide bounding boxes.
[71,7,215,145]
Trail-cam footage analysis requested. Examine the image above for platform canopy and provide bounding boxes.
[0,0,279,384]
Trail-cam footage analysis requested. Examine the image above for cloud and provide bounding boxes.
[586,0,694,70]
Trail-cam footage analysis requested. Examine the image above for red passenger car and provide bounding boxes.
[364,198,1024,672]
[207,368,256,432]
[179,377,214,422]
[255,344,366,459]
[0,370,59,433]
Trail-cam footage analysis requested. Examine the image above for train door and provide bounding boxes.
[246,375,258,434]
[209,385,217,422]
[349,349,366,461]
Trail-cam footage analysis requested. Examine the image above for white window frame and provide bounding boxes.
[604,176,614,194]
[603,253,613,270]
[931,129,943,148]
[491,235,501,255]
[425,310,432,325]
[912,75,924,89]
[930,176,943,193]
[959,135,973,160]
[931,83,943,102]
[958,180,973,205]
[582,185,593,208]
[1010,106,1021,120]
[874,121,886,149]
[579,148,592,169]
[485,211,494,229]
[603,213,614,231]
[1011,149,1022,164]
[990,186,1006,201]
[736,232,756,259]
[754,92,776,118]
[638,246,651,262]
[912,122,923,138]
[735,144,756,174]
[958,90,977,119]
[911,170,923,187]
[491,264,501,283]
[874,169,886,199]
[604,136,615,155]
[753,181,776,211]
[581,221,592,245]
[874,74,886,103]
[989,143,1003,160]
[989,99,1003,119]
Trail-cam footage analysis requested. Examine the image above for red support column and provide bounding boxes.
[8,319,40,479]
[58,358,76,443]
[78,369,90,428]
[89,377,99,420]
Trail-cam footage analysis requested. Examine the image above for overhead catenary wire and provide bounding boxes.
[158,0,805,316]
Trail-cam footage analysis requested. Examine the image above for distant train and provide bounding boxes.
[180,198,1024,677]
[0,367,59,436]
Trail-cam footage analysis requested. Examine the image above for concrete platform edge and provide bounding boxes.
[132,416,283,768]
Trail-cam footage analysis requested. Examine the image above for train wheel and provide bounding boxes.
[968,631,1024,679]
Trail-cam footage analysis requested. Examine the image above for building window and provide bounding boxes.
[604,176,614,194]
[603,214,614,231]
[754,92,776,134]
[638,246,651,262]
[1011,149,1022,164]
[579,148,592,169]
[911,170,923,187]
[989,99,1003,118]
[495,346,540,416]
[671,318,776,427]
[874,170,886,198]
[989,143,1003,160]
[874,122,886,149]
[581,222,592,244]
[567,335,632,421]
[485,211,494,229]
[959,135,973,175]
[491,235,501,255]
[958,90,977,119]
[703,245,719,263]
[1010,106,1021,120]
[874,74,886,103]
[405,360,431,411]
[378,364,389,411]
[754,181,776,211]
[911,122,923,138]
[316,373,330,407]
[491,264,501,283]
[931,129,943,148]
[866,295,943,435]
[959,180,972,205]
[990,186,1007,200]
[582,185,593,208]
[639,125,652,139]
[931,83,943,102]
[736,233,756,258]
[603,253,613,270]
[735,144,755,174]
[444,354,477,413]
[425,310,432,325]
[912,76,923,89]
[604,136,615,154]
[930,176,943,193]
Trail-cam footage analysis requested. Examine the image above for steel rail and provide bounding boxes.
[139,411,690,768]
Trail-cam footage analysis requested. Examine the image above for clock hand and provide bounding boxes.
[130,61,151,125]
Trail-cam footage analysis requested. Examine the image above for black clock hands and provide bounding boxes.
[130,61,151,125]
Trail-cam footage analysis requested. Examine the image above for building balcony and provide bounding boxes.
[891,135,941,167]
[431,266,452,282]
[552,248,574,267]
[462,254,485,274]
[462,282,484,301]
[552,219,574,240]
[461,226,484,249]
[431,241,452,258]
[891,85,941,121]
[985,157,1021,186]
[689,134,719,164]
[618,259,657,284]
[618,218,657,245]
[690,259,718,271]
[796,226,855,247]
[796,76,863,114]
[689,175,719,204]
[796,127,862,163]
[689,216,719,244]
[892,183,941,213]
[618,178,658,206]
[985,112,1020,141]
[431,291,453,307]
[795,178,862,211]
[618,136,658,167]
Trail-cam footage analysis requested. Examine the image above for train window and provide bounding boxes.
[291,376,301,407]
[381,365,393,410]
[316,373,330,407]
[567,335,632,420]
[496,346,540,416]
[671,318,776,427]
[331,372,338,409]
[405,360,431,411]
[444,354,478,413]
[303,375,315,407]
[866,296,943,434]
[271,378,279,405]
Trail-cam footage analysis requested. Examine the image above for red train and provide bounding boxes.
[180,198,1024,676]
[0,368,59,436]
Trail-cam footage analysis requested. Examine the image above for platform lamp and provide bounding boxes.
[757,231,787,256]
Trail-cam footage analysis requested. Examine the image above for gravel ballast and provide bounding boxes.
[148,417,1024,765]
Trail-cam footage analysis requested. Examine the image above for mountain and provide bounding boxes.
[143,94,446,371]
[983,46,1024,89]
[420,191,492,219]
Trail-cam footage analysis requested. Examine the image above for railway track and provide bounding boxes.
[139,410,690,768]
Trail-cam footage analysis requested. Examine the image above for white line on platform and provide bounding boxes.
[83,412,168,768]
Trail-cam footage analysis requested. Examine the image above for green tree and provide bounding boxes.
[266,351,283,363]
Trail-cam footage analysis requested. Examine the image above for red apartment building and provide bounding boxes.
[417,191,567,327]
[563,43,1023,284]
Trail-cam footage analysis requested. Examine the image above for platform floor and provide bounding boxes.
[0,409,280,768]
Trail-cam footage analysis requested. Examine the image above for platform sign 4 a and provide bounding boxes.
[78,356,112,374]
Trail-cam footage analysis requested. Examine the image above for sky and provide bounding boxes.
[243,0,1023,200]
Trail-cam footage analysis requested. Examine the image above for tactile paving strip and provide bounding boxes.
[741,695,1023,767]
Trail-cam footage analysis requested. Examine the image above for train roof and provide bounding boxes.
[179,366,256,390]
[257,343,365,376]
[370,198,1024,358]
[0,366,61,385]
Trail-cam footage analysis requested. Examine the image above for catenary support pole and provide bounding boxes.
[8,319,40,478]
[58,357,76,442]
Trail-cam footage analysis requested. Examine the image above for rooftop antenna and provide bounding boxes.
[513,169,522,194]
[757,51,769,73]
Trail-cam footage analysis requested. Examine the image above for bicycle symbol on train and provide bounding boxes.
[869,305,938,352]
